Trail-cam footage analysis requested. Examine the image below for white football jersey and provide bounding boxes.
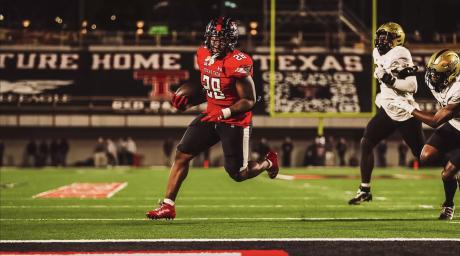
[373,46,419,121]
[427,76,460,131]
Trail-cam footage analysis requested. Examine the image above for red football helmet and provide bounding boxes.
[204,17,238,57]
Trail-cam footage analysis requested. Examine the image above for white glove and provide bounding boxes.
[374,67,385,79]
[389,101,415,114]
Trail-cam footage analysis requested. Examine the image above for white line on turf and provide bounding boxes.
[275,174,295,180]
[0,204,436,209]
[0,197,313,201]
[1,238,459,243]
[3,195,440,200]
[0,217,440,221]
[106,182,128,198]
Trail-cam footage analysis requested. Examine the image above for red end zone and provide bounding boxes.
[32,182,127,199]
[0,250,288,256]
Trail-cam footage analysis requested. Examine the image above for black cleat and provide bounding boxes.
[348,186,372,205]
[438,204,455,220]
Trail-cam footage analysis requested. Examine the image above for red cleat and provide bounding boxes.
[265,151,279,179]
[146,201,176,220]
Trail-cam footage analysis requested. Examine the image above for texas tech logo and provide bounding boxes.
[133,70,189,100]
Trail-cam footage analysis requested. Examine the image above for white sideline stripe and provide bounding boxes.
[0,204,437,209]
[0,196,318,200]
[1,238,459,243]
[4,195,440,201]
[0,217,441,222]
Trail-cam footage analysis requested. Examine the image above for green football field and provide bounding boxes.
[0,167,459,240]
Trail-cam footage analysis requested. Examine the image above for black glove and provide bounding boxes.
[381,73,396,86]
[395,66,418,79]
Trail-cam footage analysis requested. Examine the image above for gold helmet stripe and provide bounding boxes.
[433,49,450,61]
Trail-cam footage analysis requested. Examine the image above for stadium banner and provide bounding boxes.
[0,48,432,115]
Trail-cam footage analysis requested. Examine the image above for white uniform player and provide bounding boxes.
[373,46,419,121]
[427,76,460,130]
[349,22,425,205]
[391,49,460,220]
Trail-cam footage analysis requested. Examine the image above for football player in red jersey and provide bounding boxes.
[146,17,279,220]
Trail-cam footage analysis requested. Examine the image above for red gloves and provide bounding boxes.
[201,108,231,123]
[201,109,224,122]
[171,94,188,111]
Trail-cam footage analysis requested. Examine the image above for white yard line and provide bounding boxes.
[0,217,440,222]
[1,238,459,243]
[0,204,436,209]
[1,196,316,200]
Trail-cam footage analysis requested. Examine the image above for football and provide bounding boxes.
[175,83,206,106]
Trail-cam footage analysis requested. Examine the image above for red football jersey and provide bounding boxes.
[196,46,254,127]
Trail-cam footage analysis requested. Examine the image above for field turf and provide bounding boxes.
[0,167,459,240]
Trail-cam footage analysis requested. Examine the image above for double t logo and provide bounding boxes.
[133,70,190,99]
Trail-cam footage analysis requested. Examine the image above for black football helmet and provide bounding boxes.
[204,17,238,57]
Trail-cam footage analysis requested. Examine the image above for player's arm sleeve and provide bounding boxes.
[393,75,417,93]
[390,48,418,93]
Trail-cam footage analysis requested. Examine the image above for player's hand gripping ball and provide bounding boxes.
[171,84,203,111]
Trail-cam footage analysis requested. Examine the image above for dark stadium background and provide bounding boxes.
[0,0,459,170]
[1,1,460,255]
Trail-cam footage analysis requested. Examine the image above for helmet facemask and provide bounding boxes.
[425,67,451,92]
[375,31,396,55]
[207,35,229,57]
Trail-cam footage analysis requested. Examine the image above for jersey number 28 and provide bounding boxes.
[202,75,225,99]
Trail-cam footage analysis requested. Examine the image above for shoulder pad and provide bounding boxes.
[372,48,380,60]
[388,46,413,70]
[197,46,209,58]
[389,46,412,60]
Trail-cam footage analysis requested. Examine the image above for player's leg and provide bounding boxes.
[217,124,277,182]
[146,115,220,219]
[439,160,459,220]
[422,123,460,220]
[439,145,460,220]
[164,150,194,201]
[420,124,459,166]
[398,116,425,163]
[349,108,396,205]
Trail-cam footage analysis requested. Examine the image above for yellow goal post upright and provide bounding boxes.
[268,0,378,136]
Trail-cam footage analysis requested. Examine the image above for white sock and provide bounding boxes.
[163,198,175,206]
[266,159,272,168]
[360,183,370,188]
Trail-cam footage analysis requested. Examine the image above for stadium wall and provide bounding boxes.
[0,126,425,167]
